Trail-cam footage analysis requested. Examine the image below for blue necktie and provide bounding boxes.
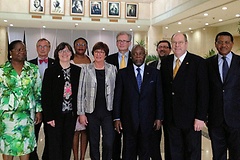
[136,68,142,91]
[222,56,229,82]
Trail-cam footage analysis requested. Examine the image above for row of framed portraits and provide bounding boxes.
[29,0,138,19]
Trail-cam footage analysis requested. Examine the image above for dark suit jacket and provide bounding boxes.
[113,64,163,135]
[42,63,81,122]
[28,57,55,67]
[161,52,209,128]
[105,52,132,70]
[206,53,240,128]
[148,60,159,69]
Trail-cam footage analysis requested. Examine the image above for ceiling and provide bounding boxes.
[0,0,240,37]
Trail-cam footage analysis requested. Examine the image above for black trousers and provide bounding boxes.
[86,113,114,160]
[165,123,201,160]
[112,132,122,160]
[122,127,152,160]
[150,128,162,160]
[208,123,240,160]
[47,112,76,160]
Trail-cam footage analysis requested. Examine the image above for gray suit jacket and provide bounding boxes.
[77,62,117,115]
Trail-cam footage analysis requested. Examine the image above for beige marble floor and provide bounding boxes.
[1,125,213,160]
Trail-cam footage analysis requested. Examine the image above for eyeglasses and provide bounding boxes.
[37,45,49,49]
[12,48,27,52]
[59,49,71,54]
[216,41,232,45]
[94,50,105,54]
[75,43,87,47]
[117,40,130,43]
[171,41,185,45]
[158,46,169,49]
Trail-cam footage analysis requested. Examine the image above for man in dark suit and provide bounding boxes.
[105,31,132,160]
[148,40,171,160]
[29,38,54,160]
[206,31,240,160]
[113,44,163,159]
[148,40,171,70]
[161,33,209,160]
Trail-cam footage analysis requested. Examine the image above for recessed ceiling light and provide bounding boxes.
[236,14,240,17]
[203,13,208,16]
[102,28,105,30]
[178,30,181,32]
[222,7,227,10]
[205,23,209,26]
[165,26,168,29]
[137,26,140,28]
[130,28,133,31]
[43,26,46,28]
[10,24,13,27]
[178,22,181,25]
[219,19,223,22]
[189,28,192,30]
[4,20,7,22]
[75,23,78,26]
[203,28,206,30]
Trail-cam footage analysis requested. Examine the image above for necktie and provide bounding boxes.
[173,58,180,78]
[120,55,126,69]
[136,68,142,92]
[222,56,229,82]
[39,58,48,64]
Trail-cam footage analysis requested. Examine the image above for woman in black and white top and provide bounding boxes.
[42,42,81,160]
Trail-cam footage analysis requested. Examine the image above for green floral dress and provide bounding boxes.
[0,61,42,156]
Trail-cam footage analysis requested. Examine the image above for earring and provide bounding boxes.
[10,55,12,59]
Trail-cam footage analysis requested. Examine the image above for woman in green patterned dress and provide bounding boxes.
[0,40,42,160]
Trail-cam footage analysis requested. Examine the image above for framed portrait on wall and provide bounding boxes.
[126,3,138,19]
[90,1,102,17]
[71,0,84,16]
[108,2,120,18]
[29,0,45,14]
[50,0,65,15]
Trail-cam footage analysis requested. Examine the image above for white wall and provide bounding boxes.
[8,27,133,60]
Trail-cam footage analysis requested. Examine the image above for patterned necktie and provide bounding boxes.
[39,58,48,64]
[222,56,229,82]
[120,55,126,69]
[173,58,180,78]
[136,68,142,92]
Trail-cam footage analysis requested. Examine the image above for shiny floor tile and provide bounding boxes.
[1,126,213,160]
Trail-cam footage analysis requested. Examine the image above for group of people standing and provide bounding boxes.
[0,30,240,160]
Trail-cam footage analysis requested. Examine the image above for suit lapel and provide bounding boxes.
[225,53,240,83]
[88,63,97,83]
[211,55,222,83]
[127,65,139,92]
[141,65,151,90]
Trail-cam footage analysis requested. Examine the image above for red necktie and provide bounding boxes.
[39,58,48,64]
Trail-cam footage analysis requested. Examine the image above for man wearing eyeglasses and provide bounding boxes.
[29,38,54,160]
[160,33,208,160]
[148,40,171,160]
[105,31,133,160]
[149,40,171,70]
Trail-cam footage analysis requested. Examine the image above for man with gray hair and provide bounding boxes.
[105,31,133,160]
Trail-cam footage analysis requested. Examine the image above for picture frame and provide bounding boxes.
[70,0,84,16]
[90,1,102,17]
[126,3,138,19]
[108,2,120,18]
[29,0,45,14]
[50,0,65,15]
